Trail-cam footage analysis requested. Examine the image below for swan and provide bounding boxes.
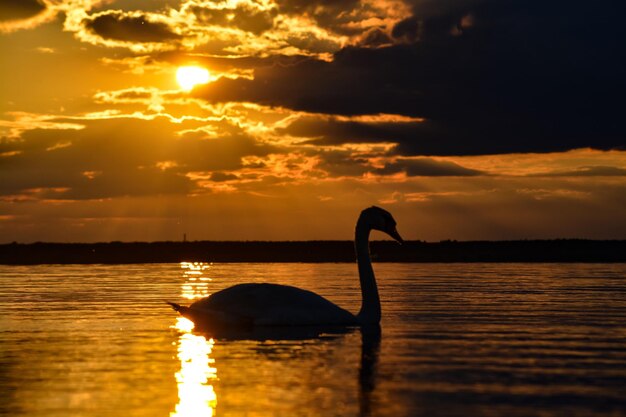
[168,206,403,328]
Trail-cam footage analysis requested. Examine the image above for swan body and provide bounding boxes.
[177,283,357,326]
[169,206,402,328]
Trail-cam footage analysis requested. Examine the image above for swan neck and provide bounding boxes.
[355,220,381,324]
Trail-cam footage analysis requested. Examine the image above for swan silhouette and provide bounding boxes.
[168,206,403,328]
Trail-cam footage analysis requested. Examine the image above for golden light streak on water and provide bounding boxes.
[180,262,211,300]
[170,262,217,417]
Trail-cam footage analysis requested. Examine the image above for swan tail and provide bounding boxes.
[166,301,183,312]
[166,301,253,329]
[166,301,195,319]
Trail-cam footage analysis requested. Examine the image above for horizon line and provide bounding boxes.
[3,238,626,245]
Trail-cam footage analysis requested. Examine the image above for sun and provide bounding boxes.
[176,66,210,91]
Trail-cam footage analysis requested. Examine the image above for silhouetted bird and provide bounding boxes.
[168,206,403,328]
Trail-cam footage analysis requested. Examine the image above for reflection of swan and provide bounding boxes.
[168,206,402,328]
[189,325,382,416]
[359,325,381,417]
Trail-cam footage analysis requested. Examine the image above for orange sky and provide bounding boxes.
[1,0,625,242]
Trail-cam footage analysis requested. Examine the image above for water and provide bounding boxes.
[1,263,625,417]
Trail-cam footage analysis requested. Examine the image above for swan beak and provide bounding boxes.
[388,227,404,244]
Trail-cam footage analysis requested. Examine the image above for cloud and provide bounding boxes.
[57,0,411,57]
[83,10,181,43]
[0,103,489,203]
[209,172,239,182]
[275,0,409,38]
[535,166,626,177]
[373,158,482,177]
[195,0,626,155]
[0,112,84,139]
[194,52,418,115]
[0,115,276,199]
[429,149,626,177]
[65,3,340,56]
[189,2,277,35]
[279,116,426,148]
[0,0,57,32]
[0,0,45,21]
[304,145,484,178]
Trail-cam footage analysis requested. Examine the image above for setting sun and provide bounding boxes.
[176,66,210,91]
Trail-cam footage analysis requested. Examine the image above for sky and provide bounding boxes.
[0,0,625,242]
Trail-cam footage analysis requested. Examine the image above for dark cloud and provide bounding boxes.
[359,28,393,47]
[63,167,193,199]
[390,14,419,42]
[374,158,482,177]
[0,112,483,202]
[197,0,626,156]
[536,166,626,177]
[111,90,153,100]
[297,116,624,156]
[311,148,372,177]
[281,117,423,145]
[0,0,44,21]
[162,52,308,74]
[84,11,181,43]
[209,172,239,182]
[275,0,363,36]
[191,5,276,34]
[391,0,481,42]
[275,0,359,15]
[297,146,482,178]
[0,117,275,199]
[196,55,415,115]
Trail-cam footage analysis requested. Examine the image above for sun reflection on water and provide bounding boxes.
[171,262,217,417]
[180,261,212,300]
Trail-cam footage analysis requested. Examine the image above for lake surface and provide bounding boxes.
[1,263,625,417]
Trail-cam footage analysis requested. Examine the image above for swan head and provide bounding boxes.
[359,206,404,244]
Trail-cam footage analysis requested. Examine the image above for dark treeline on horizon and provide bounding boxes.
[0,240,625,265]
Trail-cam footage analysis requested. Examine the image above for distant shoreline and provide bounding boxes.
[1,240,625,265]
